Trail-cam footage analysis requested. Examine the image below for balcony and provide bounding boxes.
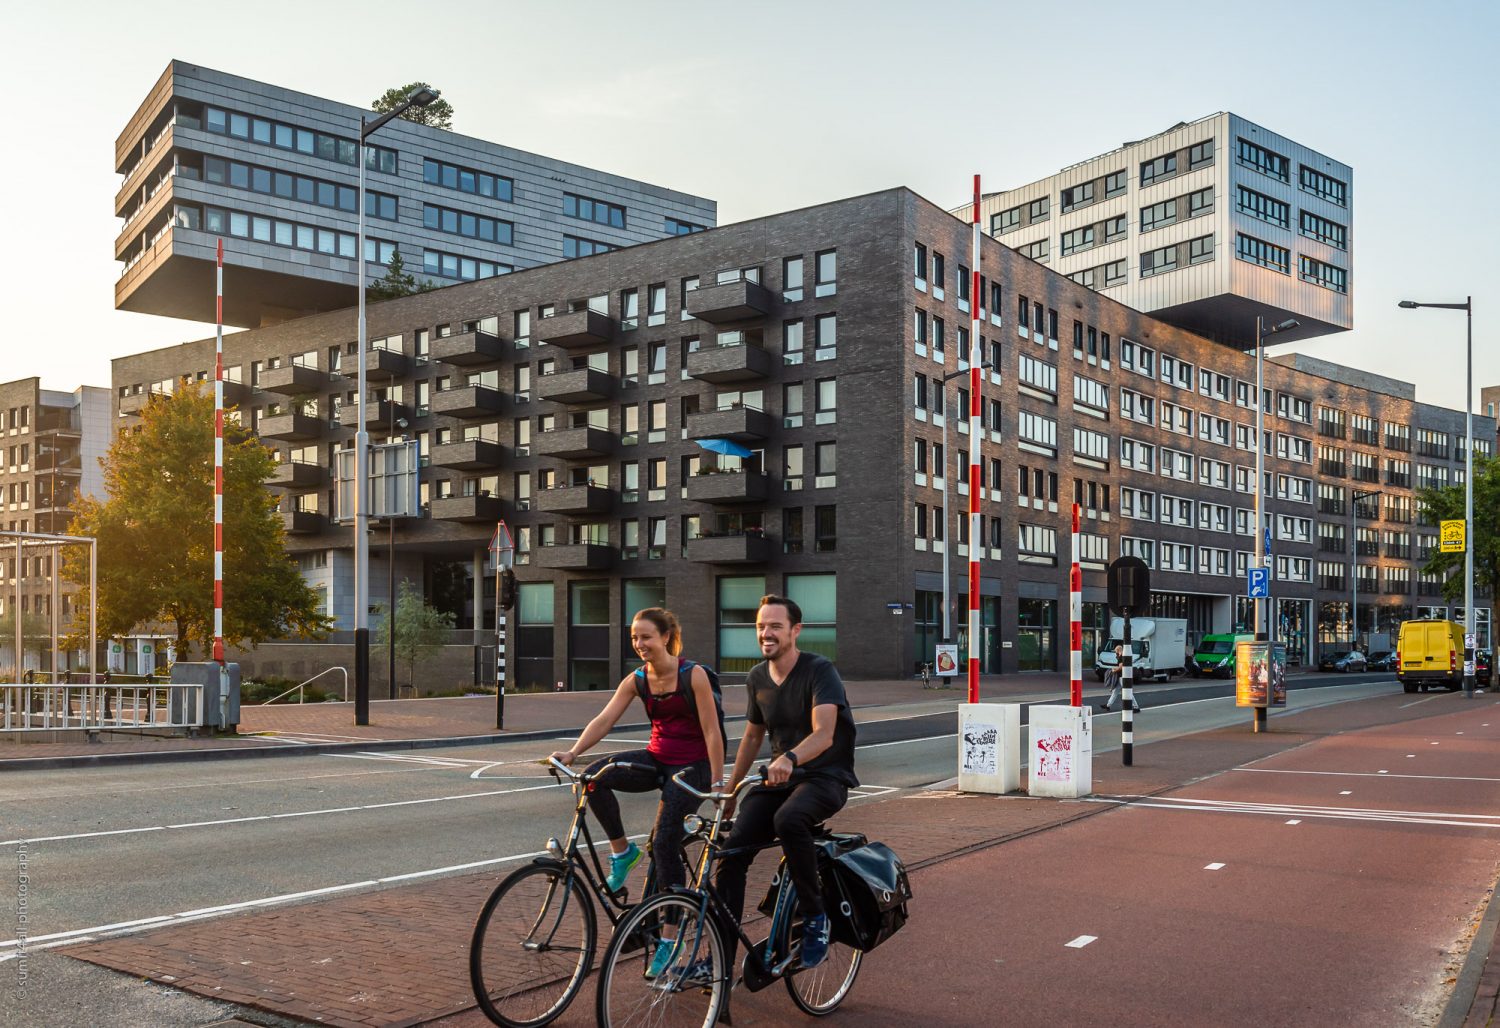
[259,364,326,396]
[687,342,774,383]
[430,494,505,523]
[268,461,326,489]
[281,510,323,534]
[537,308,614,349]
[339,399,411,430]
[534,426,617,460]
[258,412,323,441]
[432,385,504,419]
[686,405,775,443]
[117,392,150,417]
[684,279,772,323]
[686,532,773,565]
[538,367,616,405]
[535,484,613,516]
[430,439,504,470]
[364,347,410,381]
[433,330,504,367]
[686,470,769,505]
[536,543,614,571]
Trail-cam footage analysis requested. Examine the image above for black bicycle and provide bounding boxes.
[595,769,862,1027]
[469,756,700,1027]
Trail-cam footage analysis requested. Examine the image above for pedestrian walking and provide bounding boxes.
[1098,643,1140,713]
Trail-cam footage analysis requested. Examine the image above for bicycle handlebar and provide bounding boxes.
[541,755,653,783]
[671,766,767,803]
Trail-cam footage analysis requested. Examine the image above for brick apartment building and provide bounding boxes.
[111,188,1494,685]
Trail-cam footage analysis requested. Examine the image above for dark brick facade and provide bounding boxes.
[112,189,1495,683]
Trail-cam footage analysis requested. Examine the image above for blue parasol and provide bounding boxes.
[694,438,754,458]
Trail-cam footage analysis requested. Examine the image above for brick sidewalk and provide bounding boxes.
[65,712,1321,1028]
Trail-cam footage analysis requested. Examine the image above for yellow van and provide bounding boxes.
[1396,619,1466,693]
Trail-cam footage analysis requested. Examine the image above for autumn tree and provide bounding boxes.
[64,383,330,655]
[371,82,453,129]
[1418,453,1500,606]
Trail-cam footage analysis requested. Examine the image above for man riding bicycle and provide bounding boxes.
[717,594,858,973]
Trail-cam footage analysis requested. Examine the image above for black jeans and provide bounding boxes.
[584,750,710,890]
[715,776,848,958]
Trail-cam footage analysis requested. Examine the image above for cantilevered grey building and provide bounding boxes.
[970,113,1352,347]
[115,61,718,328]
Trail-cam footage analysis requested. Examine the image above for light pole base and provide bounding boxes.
[354,627,370,725]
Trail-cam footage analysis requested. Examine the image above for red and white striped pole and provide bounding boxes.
[1069,503,1083,707]
[214,239,227,728]
[967,175,983,704]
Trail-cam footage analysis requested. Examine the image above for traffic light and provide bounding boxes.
[500,569,518,611]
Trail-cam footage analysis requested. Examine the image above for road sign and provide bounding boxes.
[1264,526,1272,557]
[1247,567,1270,598]
[335,440,421,522]
[1441,520,1466,553]
[887,602,904,615]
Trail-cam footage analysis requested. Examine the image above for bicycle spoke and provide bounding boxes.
[598,894,723,1028]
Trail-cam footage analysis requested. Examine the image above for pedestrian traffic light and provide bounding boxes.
[500,569,518,611]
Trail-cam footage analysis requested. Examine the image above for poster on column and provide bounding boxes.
[935,643,958,676]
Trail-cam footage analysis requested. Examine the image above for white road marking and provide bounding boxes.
[1400,694,1449,708]
[1204,862,1225,870]
[1234,768,1500,783]
[1064,935,1097,948]
[1121,794,1500,829]
[1340,791,1352,795]
[1285,819,1302,825]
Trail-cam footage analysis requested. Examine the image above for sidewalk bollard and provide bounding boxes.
[1122,622,1135,767]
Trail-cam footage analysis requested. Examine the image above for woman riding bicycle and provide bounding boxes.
[548,607,725,977]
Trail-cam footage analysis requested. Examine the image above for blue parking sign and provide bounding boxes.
[1247,567,1270,598]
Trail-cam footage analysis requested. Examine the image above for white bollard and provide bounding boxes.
[1029,704,1093,799]
[957,703,1021,794]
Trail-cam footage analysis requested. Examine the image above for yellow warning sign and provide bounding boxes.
[1440,520,1466,554]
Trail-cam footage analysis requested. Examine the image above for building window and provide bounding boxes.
[562,192,627,228]
[1235,186,1290,228]
[423,204,514,245]
[1060,226,1096,256]
[1298,255,1348,293]
[814,250,837,297]
[783,256,804,302]
[1060,180,1096,212]
[1299,211,1347,250]
[422,249,510,281]
[1139,153,1178,186]
[1188,138,1214,169]
[563,235,617,259]
[814,314,837,361]
[1234,233,1290,274]
[815,505,837,552]
[1298,166,1348,206]
[422,158,514,201]
[815,442,837,488]
[1104,169,1127,197]
[665,216,705,235]
[1235,138,1290,182]
[993,206,1021,234]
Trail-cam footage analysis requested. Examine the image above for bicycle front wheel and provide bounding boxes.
[469,861,596,1028]
[781,895,862,1016]
[597,892,726,1028]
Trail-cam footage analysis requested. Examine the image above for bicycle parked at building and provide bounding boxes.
[595,769,864,1027]
[469,756,703,1027]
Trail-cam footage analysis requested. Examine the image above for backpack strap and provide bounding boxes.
[632,666,652,711]
[676,658,699,719]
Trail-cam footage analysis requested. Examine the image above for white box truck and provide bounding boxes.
[1093,617,1189,681]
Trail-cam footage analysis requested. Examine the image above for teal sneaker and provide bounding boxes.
[606,842,642,892]
[645,936,678,979]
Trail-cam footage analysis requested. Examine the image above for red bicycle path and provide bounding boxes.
[60,689,1500,1027]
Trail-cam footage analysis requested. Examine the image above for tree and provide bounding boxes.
[366,247,436,302]
[1418,453,1500,605]
[64,383,331,655]
[374,581,454,690]
[371,82,453,130]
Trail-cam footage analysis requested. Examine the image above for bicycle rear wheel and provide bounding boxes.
[470,861,596,1027]
[780,892,862,1016]
[597,892,726,1028]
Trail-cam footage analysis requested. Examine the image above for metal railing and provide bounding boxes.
[260,666,348,705]
[0,683,203,733]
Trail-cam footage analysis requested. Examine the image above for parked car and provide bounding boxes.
[1397,619,1467,693]
[1366,650,1397,672]
[1318,650,1368,673]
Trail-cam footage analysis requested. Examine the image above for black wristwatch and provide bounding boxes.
[784,750,799,768]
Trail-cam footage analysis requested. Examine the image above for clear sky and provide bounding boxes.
[5,0,1496,413]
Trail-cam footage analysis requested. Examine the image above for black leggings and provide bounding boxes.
[715,776,848,939]
[584,750,710,890]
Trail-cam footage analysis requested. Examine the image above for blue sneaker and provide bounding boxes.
[606,842,642,892]
[645,937,678,979]
[800,913,831,969]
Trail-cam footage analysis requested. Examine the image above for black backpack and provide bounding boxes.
[633,658,727,750]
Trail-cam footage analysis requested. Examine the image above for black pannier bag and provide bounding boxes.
[759,832,912,951]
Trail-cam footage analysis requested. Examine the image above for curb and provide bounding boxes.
[1439,877,1500,1028]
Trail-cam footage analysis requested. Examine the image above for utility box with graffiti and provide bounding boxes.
[1029,705,1093,798]
[957,702,1021,794]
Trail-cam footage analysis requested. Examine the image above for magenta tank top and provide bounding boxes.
[643,665,709,765]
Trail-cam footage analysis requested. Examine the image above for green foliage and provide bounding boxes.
[1418,453,1500,604]
[374,581,455,689]
[371,82,453,129]
[63,382,332,654]
[366,247,436,302]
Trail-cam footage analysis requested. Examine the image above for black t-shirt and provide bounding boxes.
[745,652,858,788]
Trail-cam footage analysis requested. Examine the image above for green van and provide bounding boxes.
[1190,633,1256,678]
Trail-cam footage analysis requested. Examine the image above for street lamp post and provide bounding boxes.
[1350,488,1381,653]
[1399,297,1476,698]
[1254,317,1300,642]
[388,414,408,700]
[939,362,992,648]
[354,86,438,726]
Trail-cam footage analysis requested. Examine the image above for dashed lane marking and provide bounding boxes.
[1234,768,1500,783]
[1204,862,1226,870]
[1114,794,1500,829]
[1065,935,1097,948]
[1285,819,1302,825]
